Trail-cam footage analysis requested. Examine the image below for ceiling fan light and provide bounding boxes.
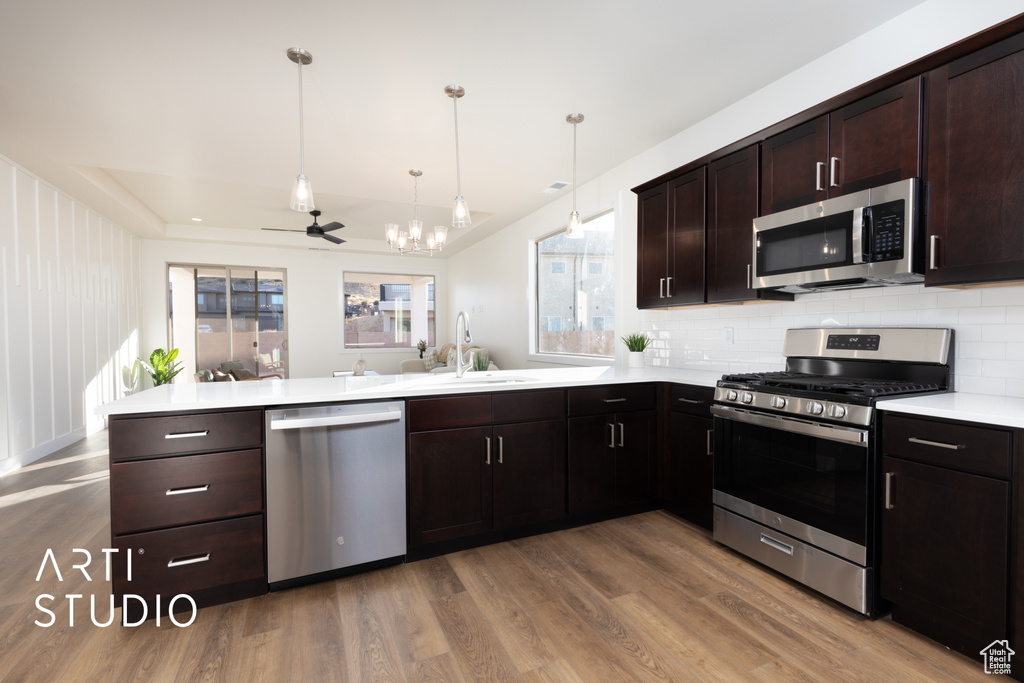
[290,174,315,212]
[567,210,584,238]
[452,195,471,228]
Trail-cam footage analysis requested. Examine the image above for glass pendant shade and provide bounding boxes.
[385,223,400,245]
[290,174,314,212]
[408,219,423,242]
[567,210,583,238]
[452,195,471,228]
[433,225,448,248]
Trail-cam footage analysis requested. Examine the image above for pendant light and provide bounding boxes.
[445,85,471,228]
[566,113,585,238]
[385,170,448,256]
[287,47,315,212]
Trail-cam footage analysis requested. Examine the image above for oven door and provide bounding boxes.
[711,404,870,563]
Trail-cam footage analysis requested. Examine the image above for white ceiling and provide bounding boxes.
[0,0,927,255]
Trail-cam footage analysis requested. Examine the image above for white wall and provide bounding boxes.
[139,240,448,378]
[446,0,1024,378]
[0,154,142,476]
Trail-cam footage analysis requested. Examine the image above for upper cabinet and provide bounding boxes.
[925,33,1024,286]
[637,168,706,308]
[761,78,922,215]
[708,146,760,303]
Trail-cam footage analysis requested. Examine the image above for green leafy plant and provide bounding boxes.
[417,339,427,351]
[472,351,490,372]
[141,348,184,387]
[621,333,652,353]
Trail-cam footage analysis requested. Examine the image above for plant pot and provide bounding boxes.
[627,351,645,368]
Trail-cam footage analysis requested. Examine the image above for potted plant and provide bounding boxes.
[417,339,427,359]
[621,333,651,368]
[140,348,184,387]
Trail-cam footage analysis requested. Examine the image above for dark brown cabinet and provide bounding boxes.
[880,413,1014,658]
[637,168,706,308]
[925,33,1024,286]
[107,408,267,622]
[761,78,921,215]
[666,384,715,530]
[707,146,760,303]
[568,384,657,514]
[406,390,566,549]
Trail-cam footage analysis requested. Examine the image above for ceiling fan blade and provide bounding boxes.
[261,228,307,233]
[321,221,345,233]
[321,233,346,245]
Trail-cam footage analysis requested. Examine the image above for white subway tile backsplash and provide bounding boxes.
[639,282,1024,396]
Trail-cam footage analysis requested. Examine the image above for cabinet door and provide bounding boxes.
[880,455,1009,654]
[707,146,760,303]
[668,412,714,530]
[636,182,670,308]
[408,426,493,546]
[926,33,1024,286]
[614,410,657,506]
[568,414,616,514]
[493,420,566,530]
[760,117,828,215]
[667,168,706,305]
[828,78,921,197]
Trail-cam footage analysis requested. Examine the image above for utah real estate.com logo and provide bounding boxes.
[981,640,1014,676]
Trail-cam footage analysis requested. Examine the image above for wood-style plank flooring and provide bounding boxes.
[0,433,994,682]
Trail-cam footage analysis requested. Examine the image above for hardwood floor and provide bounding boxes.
[0,433,994,682]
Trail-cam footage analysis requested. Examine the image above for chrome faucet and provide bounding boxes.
[455,310,473,378]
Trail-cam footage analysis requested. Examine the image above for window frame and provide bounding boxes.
[528,203,620,366]
[339,269,440,353]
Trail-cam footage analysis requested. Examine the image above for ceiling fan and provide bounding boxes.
[263,210,346,245]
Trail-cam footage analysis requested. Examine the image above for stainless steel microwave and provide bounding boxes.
[752,178,924,294]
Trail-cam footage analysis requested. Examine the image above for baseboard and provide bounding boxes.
[0,427,88,477]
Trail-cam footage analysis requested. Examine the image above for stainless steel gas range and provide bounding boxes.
[711,327,954,616]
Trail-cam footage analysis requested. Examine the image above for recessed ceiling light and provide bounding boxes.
[191,217,202,222]
[541,181,570,195]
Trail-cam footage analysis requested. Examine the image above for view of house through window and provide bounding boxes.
[168,265,288,380]
[343,272,435,349]
[536,211,615,356]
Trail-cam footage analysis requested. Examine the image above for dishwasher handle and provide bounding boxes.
[270,409,402,431]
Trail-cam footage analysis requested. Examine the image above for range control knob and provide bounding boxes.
[725,390,738,401]
[770,396,787,409]
[827,404,847,419]
[741,392,754,404]
[807,401,824,415]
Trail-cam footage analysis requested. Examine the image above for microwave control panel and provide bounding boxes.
[865,199,904,262]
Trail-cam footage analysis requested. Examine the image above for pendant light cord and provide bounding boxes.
[297,61,305,176]
[453,96,462,196]
[572,120,577,213]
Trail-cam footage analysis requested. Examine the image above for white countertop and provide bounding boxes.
[878,392,1024,429]
[97,365,723,416]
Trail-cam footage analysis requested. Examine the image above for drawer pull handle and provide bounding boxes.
[908,437,965,451]
[706,428,714,456]
[677,397,703,404]
[166,484,210,496]
[498,436,504,464]
[602,398,627,403]
[167,553,211,568]
[760,533,794,556]
[485,437,491,465]
[164,430,209,440]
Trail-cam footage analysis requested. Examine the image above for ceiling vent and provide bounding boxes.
[541,181,570,194]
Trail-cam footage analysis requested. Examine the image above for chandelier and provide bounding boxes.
[385,170,448,256]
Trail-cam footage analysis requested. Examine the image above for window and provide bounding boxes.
[168,265,288,380]
[535,211,615,357]
[343,272,435,349]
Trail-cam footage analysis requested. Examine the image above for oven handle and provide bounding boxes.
[710,405,868,447]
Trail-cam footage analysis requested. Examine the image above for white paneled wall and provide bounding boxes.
[0,154,142,476]
[640,283,1024,398]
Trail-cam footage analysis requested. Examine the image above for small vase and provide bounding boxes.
[352,357,366,376]
[419,349,425,359]
[627,351,645,368]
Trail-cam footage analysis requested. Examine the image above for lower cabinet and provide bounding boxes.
[406,390,566,549]
[567,384,657,515]
[666,384,715,530]
[880,413,1014,658]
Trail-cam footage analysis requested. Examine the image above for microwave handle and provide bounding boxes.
[851,207,869,265]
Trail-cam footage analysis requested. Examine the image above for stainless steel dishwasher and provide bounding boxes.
[265,400,406,588]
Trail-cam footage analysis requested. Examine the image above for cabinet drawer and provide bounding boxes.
[881,414,1011,479]
[109,409,263,462]
[670,384,714,417]
[112,515,264,600]
[492,389,565,423]
[110,449,264,535]
[568,383,656,416]
[407,394,491,431]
